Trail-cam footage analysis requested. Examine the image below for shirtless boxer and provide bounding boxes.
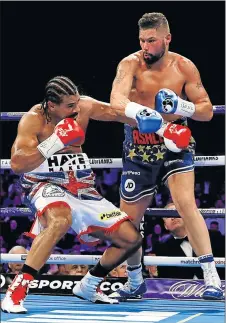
[1,75,199,313]
[1,76,145,313]
[109,12,223,300]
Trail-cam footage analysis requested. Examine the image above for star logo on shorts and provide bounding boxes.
[141,151,150,162]
[138,145,145,152]
[127,149,137,160]
[154,149,165,161]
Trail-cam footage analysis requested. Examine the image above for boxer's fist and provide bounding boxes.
[155,88,196,118]
[136,108,163,133]
[37,118,85,159]
[155,88,178,114]
[54,118,85,146]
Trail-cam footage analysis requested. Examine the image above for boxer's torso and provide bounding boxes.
[128,51,188,123]
[20,98,98,197]
[123,51,195,159]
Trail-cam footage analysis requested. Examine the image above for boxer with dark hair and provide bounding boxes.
[109,12,223,300]
[1,76,144,313]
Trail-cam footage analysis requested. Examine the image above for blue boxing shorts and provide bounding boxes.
[120,120,196,203]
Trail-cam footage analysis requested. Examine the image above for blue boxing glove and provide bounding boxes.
[155,88,196,118]
[125,102,163,133]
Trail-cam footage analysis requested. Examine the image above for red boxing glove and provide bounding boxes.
[163,124,191,149]
[37,118,85,159]
[54,118,85,146]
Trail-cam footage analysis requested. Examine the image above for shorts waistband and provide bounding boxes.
[25,153,91,174]
[124,124,164,145]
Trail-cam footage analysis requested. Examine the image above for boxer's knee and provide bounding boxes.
[173,196,197,217]
[129,231,143,253]
[116,221,142,252]
[44,205,72,234]
[120,196,152,229]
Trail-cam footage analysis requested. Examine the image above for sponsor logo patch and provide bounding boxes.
[99,210,122,221]
[47,153,89,171]
[42,184,65,197]
[164,159,184,167]
[124,179,135,192]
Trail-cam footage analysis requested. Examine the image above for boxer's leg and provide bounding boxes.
[73,219,143,304]
[120,195,153,266]
[1,204,72,313]
[24,204,72,269]
[168,171,211,256]
[168,171,223,300]
[91,219,142,271]
[114,151,159,298]
[116,196,153,293]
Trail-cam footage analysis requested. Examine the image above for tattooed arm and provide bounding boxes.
[179,58,213,121]
[110,56,139,117]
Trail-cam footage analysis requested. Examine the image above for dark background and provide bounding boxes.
[1,1,225,159]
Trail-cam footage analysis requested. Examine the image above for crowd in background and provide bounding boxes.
[0,168,225,279]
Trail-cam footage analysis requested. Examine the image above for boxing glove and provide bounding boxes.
[37,118,85,159]
[155,88,196,118]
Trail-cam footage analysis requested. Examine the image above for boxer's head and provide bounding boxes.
[41,76,80,123]
[138,12,171,65]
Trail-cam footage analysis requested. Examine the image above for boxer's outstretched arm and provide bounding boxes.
[179,58,213,121]
[79,96,136,125]
[11,113,45,174]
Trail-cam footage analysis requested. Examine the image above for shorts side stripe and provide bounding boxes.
[164,167,194,184]
[162,165,194,182]
[120,190,156,203]
[120,185,157,201]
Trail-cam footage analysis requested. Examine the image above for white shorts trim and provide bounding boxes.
[120,190,156,203]
[164,168,194,186]
[120,185,157,201]
[162,165,194,182]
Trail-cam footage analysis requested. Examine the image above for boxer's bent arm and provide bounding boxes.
[110,57,138,115]
[11,114,45,174]
[179,58,213,121]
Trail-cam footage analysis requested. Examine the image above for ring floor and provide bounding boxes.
[1,294,224,323]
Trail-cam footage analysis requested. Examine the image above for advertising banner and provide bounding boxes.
[0,274,224,300]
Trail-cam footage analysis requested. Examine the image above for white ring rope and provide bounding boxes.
[0,254,224,267]
[0,155,225,169]
[0,207,224,218]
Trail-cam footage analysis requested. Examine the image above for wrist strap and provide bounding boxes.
[125,102,153,120]
[176,98,196,117]
[37,133,64,159]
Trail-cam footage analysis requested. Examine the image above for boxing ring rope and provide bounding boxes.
[0,105,225,121]
[1,107,225,274]
[1,207,225,218]
[0,254,225,267]
[0,156,225,169]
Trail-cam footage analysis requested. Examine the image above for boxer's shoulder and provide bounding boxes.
[118,52,140,71]
[78,96,105,116]
[173,52,198,75]
[18,105,45,130]
[79,96,95,109]
[78,96,112,121]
